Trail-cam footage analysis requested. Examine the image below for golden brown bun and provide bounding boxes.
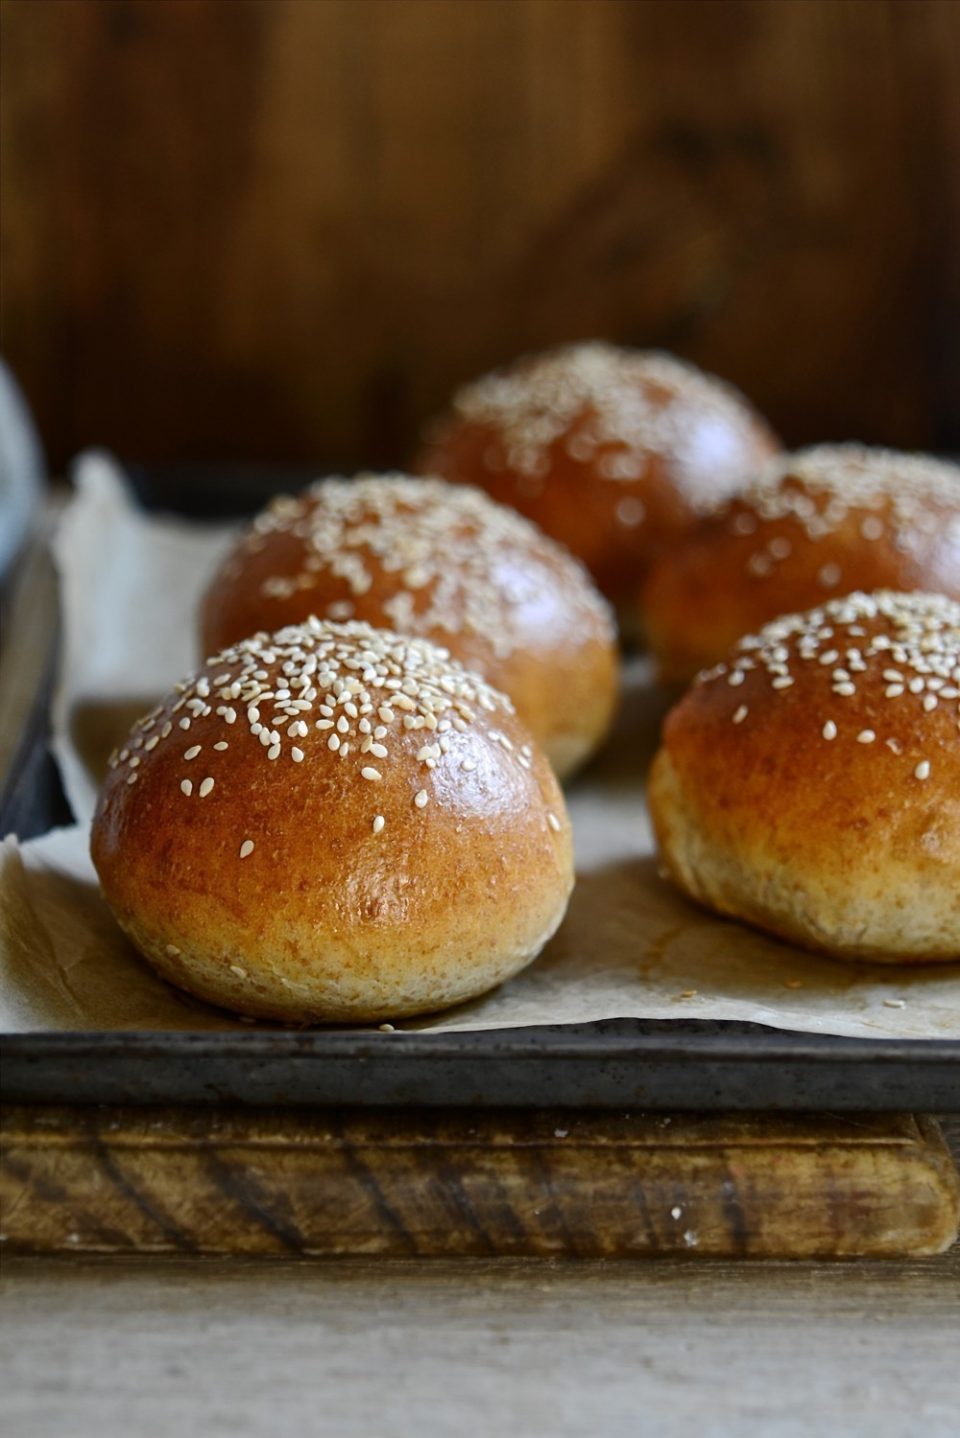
[201,475,618,779]
[91,620,574,1022]
[649,591,960,962]
[644,445,960,685]
[415,342,779,609]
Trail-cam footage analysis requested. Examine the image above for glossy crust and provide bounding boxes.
[91,620,574,1022]
[201,475,618,778]
[415,342,778,606]
[648,591,960,962]
[644,445,960,685]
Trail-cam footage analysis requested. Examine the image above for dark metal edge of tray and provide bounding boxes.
[3,1023,959,1111]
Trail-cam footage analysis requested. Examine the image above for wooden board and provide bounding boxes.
[2,0,958,472]
[2,1105,957,1260]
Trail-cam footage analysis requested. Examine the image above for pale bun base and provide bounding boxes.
[111,896,570,1024]
[649,749,960,963]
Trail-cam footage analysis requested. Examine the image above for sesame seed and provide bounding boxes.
[199,777,215,797]
[267,743,281,760]
[361,766,382,781]
[914,760,931,780]
[239,840,255,858]
[822,721,837,740]
[179,717,191,730]
[214,741,229,751]
[184,745,201,760]
[180,779,193,796]
[547,811,561,832]
[414,789,429,808]
[883,997,906,1009]
[291,747,304,763]
[372,815,385,834]
[462,758,477,772]
[732,705,748,724]
[165,944,181,957]
[857,730,876,743]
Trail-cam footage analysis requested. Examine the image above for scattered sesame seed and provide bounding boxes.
[732,705,749,724]
[184,745,201,760]
[822,721,837,740]
[361,766,382,781]
[199,777,215,797]
[213,741,229,751]
[547,811,561,832]
[165,944,181,957]
[372,815,385,834]
[414,789,429,808]
[914,760,931,780]
[291,747,304,763]
[856,730,876,744]
[180,779,193,796]
[230,964,247,977]
[883,998,906,1009]
[239,840,255,858]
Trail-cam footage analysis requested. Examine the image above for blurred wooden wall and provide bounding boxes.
[2,0,958,473]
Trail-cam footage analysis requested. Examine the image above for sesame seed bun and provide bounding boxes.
[91,620,574,1022]
[415,342,779,613]
[643,445,960,685]
[200,475,618,779]
[648,591,960,962]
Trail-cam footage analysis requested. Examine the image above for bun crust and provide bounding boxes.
[416,343,778,606]
[649,591,960,962]
[201,475,617,778]
[644,445,960,684]
[92,620,574,1021]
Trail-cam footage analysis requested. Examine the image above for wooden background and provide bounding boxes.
[2,0,958,475]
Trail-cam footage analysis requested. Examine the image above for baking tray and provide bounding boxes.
[2,473,959,1113]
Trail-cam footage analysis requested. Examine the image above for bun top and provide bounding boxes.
[642,445,960,683]
[431,341,771,507]
[693,589,960,789]
[734,445,960,575]
[108,617,533,808]
[202,473,611,660]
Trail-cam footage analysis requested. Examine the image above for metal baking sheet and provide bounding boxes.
[3,1023,959,1112]
[2,538,958,1113]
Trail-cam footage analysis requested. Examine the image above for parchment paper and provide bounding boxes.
[2,454,957,1038]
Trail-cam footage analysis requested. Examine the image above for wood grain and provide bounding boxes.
[1,0,958,474]
[2,1105,957,1259]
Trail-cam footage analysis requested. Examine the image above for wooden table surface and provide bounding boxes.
[3,1245,959,1438]
[3,1121,958,1438]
